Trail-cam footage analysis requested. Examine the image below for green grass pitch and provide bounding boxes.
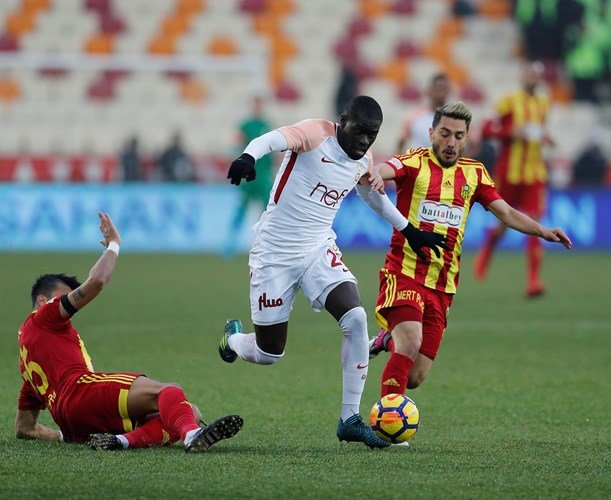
[0,251,609,498]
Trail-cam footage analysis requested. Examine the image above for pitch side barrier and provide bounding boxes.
[0,185,608,252]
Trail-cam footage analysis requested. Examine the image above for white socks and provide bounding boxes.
[227,332,284,365]
[226,308,369,423]
[338,307,369,422]
[117,434,129,449]
[183,428,200,446]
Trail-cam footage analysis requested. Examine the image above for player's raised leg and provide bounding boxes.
[220,263,296,365]
[220,321,287,365]
[325,282,390,449]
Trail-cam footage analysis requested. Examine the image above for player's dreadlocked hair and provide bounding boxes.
[432,101,472,131]
[343,95,383,122]
[31,273,81,307]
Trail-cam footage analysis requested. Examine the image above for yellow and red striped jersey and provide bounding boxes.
[384,148,501,294]
[487,89,550,186]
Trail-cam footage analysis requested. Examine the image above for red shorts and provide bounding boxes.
[56,372,142,443]
[375,270,453,361]
[497,181,546,218]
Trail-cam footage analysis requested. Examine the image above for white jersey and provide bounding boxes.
[251,119,372,256]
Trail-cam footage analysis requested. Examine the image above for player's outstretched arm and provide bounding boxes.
[15,409,62,441]
[59,212,122,318]
[227,130,289,185]
[487,199,572,249]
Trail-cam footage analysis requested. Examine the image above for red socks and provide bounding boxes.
[157,386,199,441]
[475,228,500,280]
[527,236,542,285]
[124,416,179,448]
[380,352,414,397]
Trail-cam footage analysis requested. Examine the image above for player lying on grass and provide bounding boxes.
[15,212,243,452]
[219,95,446,449]
[366,101,571,398]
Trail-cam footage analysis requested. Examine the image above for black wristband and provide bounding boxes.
[239,153,255,164]
[60,294,77,317]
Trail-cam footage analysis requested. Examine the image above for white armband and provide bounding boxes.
[243,130,289,161]
[106,241,120,256]
[355,183,409,231]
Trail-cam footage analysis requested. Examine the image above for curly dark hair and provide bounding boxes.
[30,273,81,307]
[343,95,383,122]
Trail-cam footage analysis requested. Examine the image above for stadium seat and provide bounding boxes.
[207,36,238,56]
[0,0,606,172]
[179,77,207,104]
[0,32,19,51]
[84,33,114,54]
[0,76,21,102]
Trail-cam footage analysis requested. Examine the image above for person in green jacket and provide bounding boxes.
[225,97,274,256]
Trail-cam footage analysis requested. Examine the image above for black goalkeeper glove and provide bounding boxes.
[400,223,449,261]
[227,153,256,185]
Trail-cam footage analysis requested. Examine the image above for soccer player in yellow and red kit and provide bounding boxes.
[365,102,571,397]
[15,212,242,452]
[474,62,554,297]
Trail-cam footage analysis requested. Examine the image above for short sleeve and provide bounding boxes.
[474,167,502,208]
[18,380,45,411]
[385,157,407,180]
[31,296,70,333]
[384,149,422,183]
[276,119,335,153]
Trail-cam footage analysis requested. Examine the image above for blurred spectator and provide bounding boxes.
[475,62,554,298]
[565,38,606,102]
[120,136,141,182]
[158,132,192,182]
[572,132,608,186]
[225,96,273,256]
[334,64,359,118]
[396,73,451,152]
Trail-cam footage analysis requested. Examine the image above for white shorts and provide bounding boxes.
[249,240,357,326]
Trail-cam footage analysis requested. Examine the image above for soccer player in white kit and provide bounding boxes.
[219,96,446,448]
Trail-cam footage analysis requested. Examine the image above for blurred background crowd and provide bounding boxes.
[0,0,609,187]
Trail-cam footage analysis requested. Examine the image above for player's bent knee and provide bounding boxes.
[254,343,284,365]
[339,306,367,338]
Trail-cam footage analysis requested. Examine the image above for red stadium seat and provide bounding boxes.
[348,17,373,38]
[394,39,420,59]
[0,33,19,51]
[390,0,416,15]
[100,13,126,35]
[460,82,486,103]
[275,80,300,101]
[398,83,423,102]
[85,0,111,14]
[87,75,115,101]
[239,0,266,15]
